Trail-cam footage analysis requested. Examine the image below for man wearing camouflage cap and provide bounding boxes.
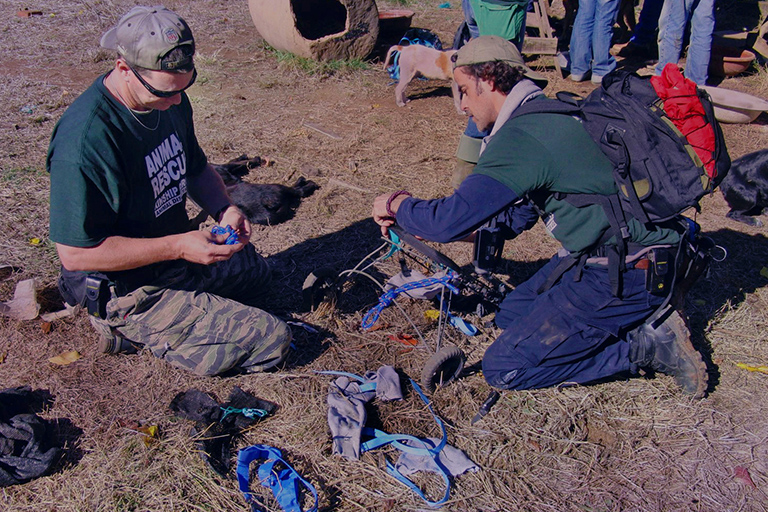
[47,6,292,375]
[372,36,708,398]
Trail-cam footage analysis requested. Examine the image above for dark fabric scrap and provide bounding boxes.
[0,386,61,487]
[169,387,276,477]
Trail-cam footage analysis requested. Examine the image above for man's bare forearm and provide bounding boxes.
[56,229,241,272]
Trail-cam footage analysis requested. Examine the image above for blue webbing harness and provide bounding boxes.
[320,371,453,507]
[236,444,319,512]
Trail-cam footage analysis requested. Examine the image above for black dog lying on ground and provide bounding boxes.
[720,148,768,227]
[205,154,319,226]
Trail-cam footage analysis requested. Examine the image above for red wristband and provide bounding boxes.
[386,190,411,217]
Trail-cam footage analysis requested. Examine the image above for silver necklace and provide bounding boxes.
[108,76,161,131]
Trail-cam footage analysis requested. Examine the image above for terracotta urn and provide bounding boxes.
[248,0,379,61]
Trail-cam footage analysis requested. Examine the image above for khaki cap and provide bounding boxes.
[100,6,194,71]
[453,35,547,87]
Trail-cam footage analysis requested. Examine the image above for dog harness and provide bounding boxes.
[323,369,478,507]
[236,444,319,512]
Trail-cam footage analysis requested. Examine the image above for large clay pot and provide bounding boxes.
[248,0,379,61]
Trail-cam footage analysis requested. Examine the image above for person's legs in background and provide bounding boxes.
[590,0,621,81]
[615,0,663,59]
[569,0,598,81]
[630,0,663,47]
[656,0,690,76]
[684,0,715,84]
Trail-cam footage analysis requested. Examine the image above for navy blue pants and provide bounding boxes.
[482,254,665,390]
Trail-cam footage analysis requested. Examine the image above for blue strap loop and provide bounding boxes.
[237,444,318,512]
[361,271,460,330]
[219,406,269,423]
[315,370,377,393]
[441,302,478,336]
[380,229,402,261]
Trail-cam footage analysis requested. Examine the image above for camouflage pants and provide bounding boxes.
[91,245,291,376]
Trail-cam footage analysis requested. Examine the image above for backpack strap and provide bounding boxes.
[510,97,635,297]
[598,99,652,225]
[509,95,582,119]
[563,193,631,297]
[535,252,587,294]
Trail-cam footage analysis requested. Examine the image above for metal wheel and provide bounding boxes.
[420,346,466,392]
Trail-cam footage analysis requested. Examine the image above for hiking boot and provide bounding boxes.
[97,334,139,355]
[628,310,708,398]
[90,316,138,355]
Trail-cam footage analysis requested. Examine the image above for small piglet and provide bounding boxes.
[719,148,768,227]
[384,45,461,113]
[211,155,319,226]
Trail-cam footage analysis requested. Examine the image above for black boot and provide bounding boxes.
[97,334,139,355]
[90,316,138,355]
[628,310,708,398]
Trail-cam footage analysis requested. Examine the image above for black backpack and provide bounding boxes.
[511,69,731,296]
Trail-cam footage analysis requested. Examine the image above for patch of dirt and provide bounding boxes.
[1,1,768,511]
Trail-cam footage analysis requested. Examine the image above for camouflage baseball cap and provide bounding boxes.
[100,6,195,71]
[452,35,547,88]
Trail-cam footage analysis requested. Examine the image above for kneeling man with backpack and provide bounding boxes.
[372,36,729,398]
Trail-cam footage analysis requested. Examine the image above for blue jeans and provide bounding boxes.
[482,254,665,390]
[568,0,620,78]
[629,0,663,47]
[656,0,715,85]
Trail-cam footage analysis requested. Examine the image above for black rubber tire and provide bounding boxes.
[390,225,462,272]
[301,267,340,312]
[421,346,466,392]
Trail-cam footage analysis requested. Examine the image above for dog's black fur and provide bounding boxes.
[719,149,768,227]
[210,155,319,226]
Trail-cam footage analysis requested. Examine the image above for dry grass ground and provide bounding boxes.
[1,0,768,510]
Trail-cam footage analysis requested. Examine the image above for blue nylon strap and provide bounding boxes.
[381,229,402,261]
[384,457,451,508]
[360,427,436,454]
[316,370,377,393]
[219,406,269,423]
[237,444,318,512]
[445,309,478,336]
[387,50,401,81]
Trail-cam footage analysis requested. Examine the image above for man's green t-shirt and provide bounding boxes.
[47,73,207,288]
[474,111,680,254]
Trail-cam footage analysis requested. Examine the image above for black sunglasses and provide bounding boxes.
[129,65,197,98]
